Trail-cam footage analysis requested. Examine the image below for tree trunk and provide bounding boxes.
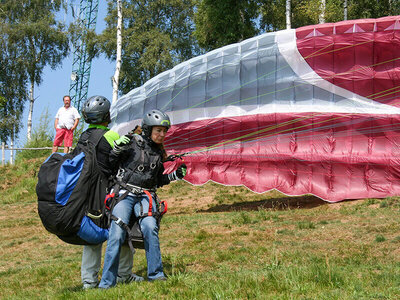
[286,0,291,29]
[2,142,5,167]
[10,129,14,165]
[319,0,326,24]
[344,0,348,20]
[27,81,34,141]
[112,0,123,104]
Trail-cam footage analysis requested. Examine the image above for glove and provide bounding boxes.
[115,135,131,146]
[168,164,187,181]
[176,163,187,179]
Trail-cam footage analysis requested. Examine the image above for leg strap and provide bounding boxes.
[110,215,137,255]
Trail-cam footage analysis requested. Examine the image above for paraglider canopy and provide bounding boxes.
[111,16,400,202]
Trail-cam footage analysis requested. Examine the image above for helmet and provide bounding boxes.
[81,95,111,124]
[141,109,171,136]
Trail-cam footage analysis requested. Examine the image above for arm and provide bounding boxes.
[158,165,171,188]
[54,118,59,130]
[157,164,187,188]
[71,118,80,131]
[109,135,132,169]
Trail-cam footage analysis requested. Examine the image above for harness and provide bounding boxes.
[118,134,163,190]
[104,182,167,254]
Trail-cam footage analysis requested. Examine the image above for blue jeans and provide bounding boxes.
[99,194,165,288]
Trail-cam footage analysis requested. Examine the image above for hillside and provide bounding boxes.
[1,157,400,299]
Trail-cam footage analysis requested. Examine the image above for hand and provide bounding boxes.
[176,164,187,179]
[167,164,187,181]
[115,135,131,146]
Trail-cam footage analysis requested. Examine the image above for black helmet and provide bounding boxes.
[141,109,171,136]
[81,95,111,124]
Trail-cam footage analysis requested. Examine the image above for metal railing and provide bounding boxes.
[1,142,52,166]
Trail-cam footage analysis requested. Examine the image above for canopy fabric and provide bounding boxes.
[111,16,400,202]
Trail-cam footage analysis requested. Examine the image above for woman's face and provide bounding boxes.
[151,126,168,144]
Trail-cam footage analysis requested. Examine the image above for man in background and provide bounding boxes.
[52,95,80,153]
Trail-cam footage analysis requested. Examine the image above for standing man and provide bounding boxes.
[80,95,143,289]
[52,95,81,153]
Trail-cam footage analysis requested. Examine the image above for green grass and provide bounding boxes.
[2,158,400,299]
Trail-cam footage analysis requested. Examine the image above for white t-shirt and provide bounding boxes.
[55,106,81,129]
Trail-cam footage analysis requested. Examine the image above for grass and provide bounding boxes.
[2,157,400,299]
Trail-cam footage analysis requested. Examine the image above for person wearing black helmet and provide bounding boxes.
[79,95,143,289]
[99,109,187,288]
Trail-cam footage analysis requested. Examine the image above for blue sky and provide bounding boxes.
[17,1,114,148]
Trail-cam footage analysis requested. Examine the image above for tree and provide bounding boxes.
[2,0,69,141]
[0,7,27,146]
[260,0,344,31]
[97,0,198,95]
[194,0,260,51]
[286,0,291,29]
[112,0,123,104]
[260,0,400,32]
[347,0,400,19]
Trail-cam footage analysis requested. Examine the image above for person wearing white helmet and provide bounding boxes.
[99,109,187,288]
[79,95,144,289]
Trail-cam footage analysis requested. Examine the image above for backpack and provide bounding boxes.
[36,128,110,245]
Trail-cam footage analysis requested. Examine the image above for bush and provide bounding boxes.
[16,109,54,161]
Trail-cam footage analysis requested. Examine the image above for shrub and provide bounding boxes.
[16,109,53,161]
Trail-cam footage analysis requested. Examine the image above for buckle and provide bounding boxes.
[115,218,124,226]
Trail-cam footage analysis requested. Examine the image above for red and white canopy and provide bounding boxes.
[111,16,400,202]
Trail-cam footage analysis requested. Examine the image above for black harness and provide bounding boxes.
[117,134,164,190]
[104,134,167,253]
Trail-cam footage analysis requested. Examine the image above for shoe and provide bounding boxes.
[117,273,144,284]
[149,276,167,282]
[83,282,98,289]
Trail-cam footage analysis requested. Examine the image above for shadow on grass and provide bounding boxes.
[60,285,84,293]
[202,195,327,213]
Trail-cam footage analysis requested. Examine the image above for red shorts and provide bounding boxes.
[53,128,74,147]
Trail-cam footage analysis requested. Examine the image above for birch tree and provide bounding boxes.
[112,0,123,104]
[98,0,198,94]
[286,0,291,29]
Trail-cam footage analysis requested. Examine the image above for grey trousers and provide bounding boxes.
[81,243,133,286]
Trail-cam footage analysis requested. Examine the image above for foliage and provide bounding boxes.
[348,0,400,19]
[0,10,28,144]
[0,0,69,140]
[72,120,87,148]
[260,0,400,32]
[194,0,260,51]
[95,0,199,94]
[15,109,54,162]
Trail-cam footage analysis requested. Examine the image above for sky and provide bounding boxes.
[16,1,114,150]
